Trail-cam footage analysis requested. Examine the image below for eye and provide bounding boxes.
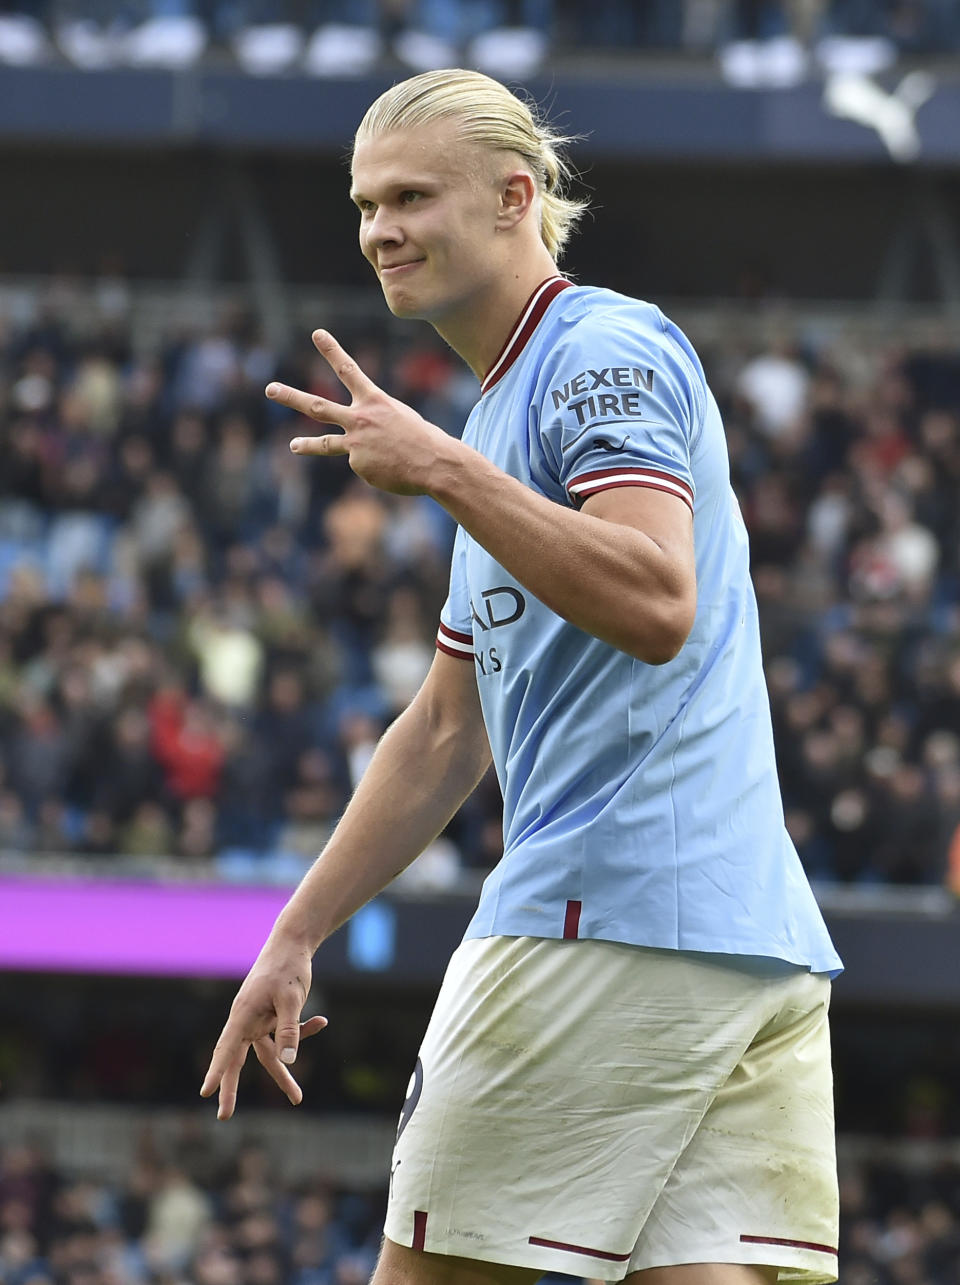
[399,190,422,205]
[356,199,375,215]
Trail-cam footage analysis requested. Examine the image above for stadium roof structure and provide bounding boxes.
[1,63,960,164]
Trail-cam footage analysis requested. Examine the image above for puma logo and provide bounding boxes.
[823,71,936,161]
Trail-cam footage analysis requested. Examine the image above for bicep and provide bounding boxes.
[582,485,696,615]
[584,482,693,555]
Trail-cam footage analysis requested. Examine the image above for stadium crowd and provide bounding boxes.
[0,0,957,76]
[2,1137,960,1285]
[0,283,959,889]
[0,1138,387,1285]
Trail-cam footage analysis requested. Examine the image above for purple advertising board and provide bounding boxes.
[0,874,291,978]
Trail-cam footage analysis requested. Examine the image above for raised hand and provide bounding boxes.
[200,938,327,1120]
[268,329,459,496]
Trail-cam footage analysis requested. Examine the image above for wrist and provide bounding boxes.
[426,435,483,508]
[270,907,324,956]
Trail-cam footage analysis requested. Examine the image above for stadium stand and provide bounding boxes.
[1,283,959,888]
[4,1132,960,1285]
[0,0,958,78]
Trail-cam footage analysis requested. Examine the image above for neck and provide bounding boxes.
[431,249,561,381]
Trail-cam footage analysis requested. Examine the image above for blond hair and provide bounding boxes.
[353,69,588,262]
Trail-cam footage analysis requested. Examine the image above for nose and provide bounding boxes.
[365,205,404,251]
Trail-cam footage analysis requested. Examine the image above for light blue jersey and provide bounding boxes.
[437,278,841,976]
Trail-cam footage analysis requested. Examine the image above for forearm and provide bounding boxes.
[430,440,689,663]
[271,690,489,952]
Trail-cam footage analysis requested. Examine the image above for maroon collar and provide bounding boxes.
[480,276,572,396]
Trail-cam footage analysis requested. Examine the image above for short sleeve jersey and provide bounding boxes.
[438,278,841,975]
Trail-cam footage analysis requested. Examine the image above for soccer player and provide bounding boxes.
[202,69,842,1285]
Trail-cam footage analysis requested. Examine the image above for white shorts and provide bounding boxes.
[384,936,838,1283]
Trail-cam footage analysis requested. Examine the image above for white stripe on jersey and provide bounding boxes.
[483,279,557,390]
[569,471,694,509]
[437,624,474,657]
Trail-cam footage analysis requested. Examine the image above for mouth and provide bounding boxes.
[380,259,425,278]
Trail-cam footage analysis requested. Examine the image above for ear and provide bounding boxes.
[495,169,538,232]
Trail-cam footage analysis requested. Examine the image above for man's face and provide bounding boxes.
[351,119,502,322]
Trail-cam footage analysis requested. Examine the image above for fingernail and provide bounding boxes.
[314,330,327,342]
[266,383,279,396]
[291,438,301,451]
[281,1048,297,1065]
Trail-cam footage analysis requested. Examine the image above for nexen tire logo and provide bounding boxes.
[470,586,525,631]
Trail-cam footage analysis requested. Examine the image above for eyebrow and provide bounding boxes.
[349,175,440,206]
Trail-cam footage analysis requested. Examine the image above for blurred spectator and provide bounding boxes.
[187,600,264,710]
[145,1161,211,1270]
[371,587,434,716]
[736,334,810,442]
[119,800,175,857]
